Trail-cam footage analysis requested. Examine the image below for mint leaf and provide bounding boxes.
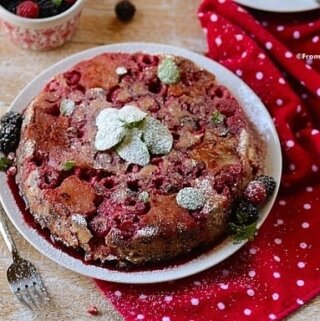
[229,222,258,244]
[138,191,149,203]
[176,187,206,211]
[118,105,147,124]
[142,116,173,155]
[157,57,181,85]
[62,160,76,171]
[52,0,62,7]
[0,157,12,171]
[116,134,150,166]
[211,111,225,125]
[95,108,127,151]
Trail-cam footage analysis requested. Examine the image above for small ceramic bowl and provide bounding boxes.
[0,0,86,51]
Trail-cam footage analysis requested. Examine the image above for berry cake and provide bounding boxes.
[15,52,266,266]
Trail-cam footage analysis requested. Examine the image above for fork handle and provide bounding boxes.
[0,209,19,258]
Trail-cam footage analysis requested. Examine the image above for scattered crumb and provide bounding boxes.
[87,305,100,316]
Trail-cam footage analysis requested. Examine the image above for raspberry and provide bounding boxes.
[64,70,81,86]
[89,215,110,238]
[38,166,62,189]
[214,164,242,194]
[7,166,17,176]
[65,0,76,4]
[243,180,267,206]
[115,0,136,22]
[16,1,40,18]
[257,175,276,196]
[87,305,99,316]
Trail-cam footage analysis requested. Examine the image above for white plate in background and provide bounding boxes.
[0,43,282,284]
[234,0,319,12]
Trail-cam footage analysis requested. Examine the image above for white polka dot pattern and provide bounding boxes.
[210,14,218,22]
[101,4,320,321]
[296,280,305,287]
[244,309,252,316]
[286,140,294,148]
[247,289,255,297]
[273,272,281,279]
[293,31,300,39]
[256,72,264,80]
[285,51,293,58]
[265,42,272,50]
[215,37,222,46]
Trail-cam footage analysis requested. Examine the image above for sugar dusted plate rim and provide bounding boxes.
[0,43,282,284]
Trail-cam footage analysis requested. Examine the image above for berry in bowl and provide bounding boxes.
[0,0,86,50]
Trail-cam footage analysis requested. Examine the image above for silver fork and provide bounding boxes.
[0,209,50,310]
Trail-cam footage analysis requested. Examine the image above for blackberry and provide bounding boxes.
[37,0,59,18]
[115,0,136,22]
[4,0,22,14]
[59,2,73,14]
[231,200,259,225]
[257,175,276,196]
[0,111,22,154]
[0,111,22,127]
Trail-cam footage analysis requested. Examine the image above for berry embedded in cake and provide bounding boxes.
[12,52,275,266]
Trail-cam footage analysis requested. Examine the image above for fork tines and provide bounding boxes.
[13,279,50,310]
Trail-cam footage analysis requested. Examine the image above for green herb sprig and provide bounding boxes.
[0,157,12,171]
[211,111,225,125]
[62,160,76,171]
[229,222,258,244]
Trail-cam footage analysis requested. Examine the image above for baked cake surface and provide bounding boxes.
[16,52,263,266]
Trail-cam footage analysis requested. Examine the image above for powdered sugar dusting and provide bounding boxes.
[60,99,75,116]
[136,227,159,238]
[71,214,87,227]
[116,66,128,75]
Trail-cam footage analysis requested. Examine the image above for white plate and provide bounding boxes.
[234,0,319,12]
[0,43,282,284]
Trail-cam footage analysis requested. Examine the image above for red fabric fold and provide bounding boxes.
[95,1,320,320]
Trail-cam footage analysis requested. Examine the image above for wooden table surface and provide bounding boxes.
[0,1,319,320]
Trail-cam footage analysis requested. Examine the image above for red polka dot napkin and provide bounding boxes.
[95,1,320,320]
